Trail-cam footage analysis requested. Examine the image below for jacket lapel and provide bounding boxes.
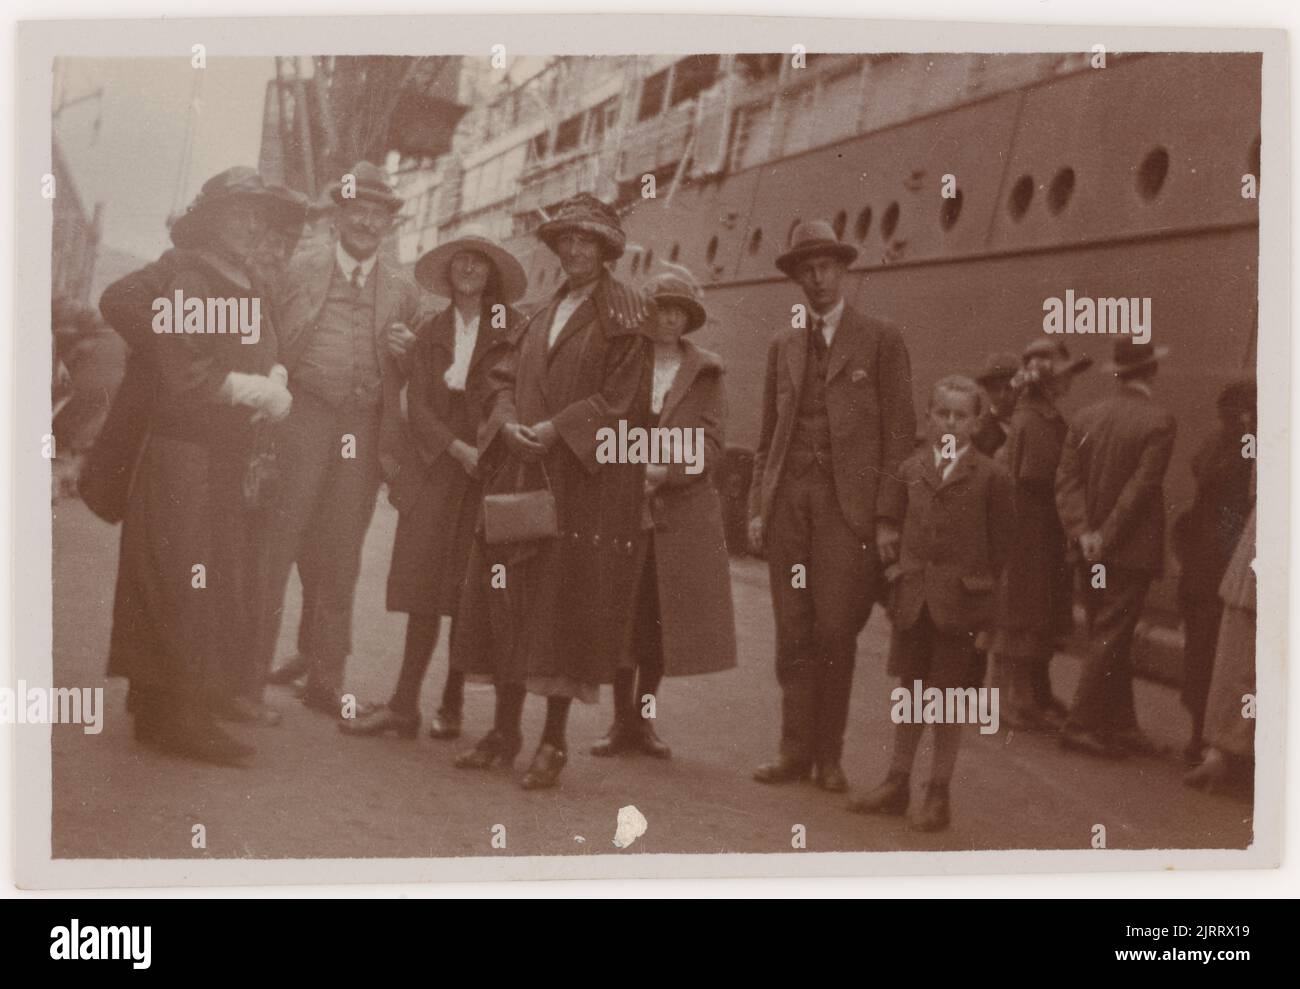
[938,450,976,491]
[824,305,858,384]
[547,293,597,364]
[784,325,808,398]
[658,345,701,425]
[468,307,508,377]
[371,260,397,342]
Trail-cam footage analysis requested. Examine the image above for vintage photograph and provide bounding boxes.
[13,14,1286,885]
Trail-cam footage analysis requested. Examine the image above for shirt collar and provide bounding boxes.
[336,242,379,285]
[933,442,971,468]
[811,298,846,339]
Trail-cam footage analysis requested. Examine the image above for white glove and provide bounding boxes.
[221,371,293,422]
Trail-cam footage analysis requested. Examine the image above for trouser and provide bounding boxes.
[1066,567,1152,739]
[613,548,667,725]
[252,391,383,705]
[1180,598,1224,743]
[765,465,875,767]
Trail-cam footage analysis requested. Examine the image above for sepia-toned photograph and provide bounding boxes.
[11,12,1288,888]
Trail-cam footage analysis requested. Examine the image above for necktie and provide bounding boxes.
[350,266,363,292]
[811,318,828,357]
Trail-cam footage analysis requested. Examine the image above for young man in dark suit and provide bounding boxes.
[1055,338,1177,758]
[749,220,916,793]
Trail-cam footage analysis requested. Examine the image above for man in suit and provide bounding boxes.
[749,220,916,792]
[258,161,423,717]
[1055,338,1176,758]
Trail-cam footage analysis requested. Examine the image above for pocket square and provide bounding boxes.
[851,369,868,383]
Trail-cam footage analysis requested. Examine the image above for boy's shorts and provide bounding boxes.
[887,605,984,689]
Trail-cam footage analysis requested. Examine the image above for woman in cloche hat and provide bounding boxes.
[590,264,738,762]
[341,226,526,742]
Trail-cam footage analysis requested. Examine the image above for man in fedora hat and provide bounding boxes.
[1055,337,1175,758]
[972,351,1020,456]
[258,160,425,716]
[749,218,916,793]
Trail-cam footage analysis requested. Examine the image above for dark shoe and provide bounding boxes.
[137,715,253,767]
[339,706,418,739]
[1183,738,1206,767]
[1059,726,1126,759]
[291,677,308,698]
[267,655,310,686]
[1183,748,1228,793]
[212,696,282,727]
[815,763,848,793]
[753,757,813,784]
[848,775,910,815]
[1113,727,1158,757]
[520,743,568,790]
[590,722,636,757]
[453,730,523,770]
[633,720,672,760]
[912,784,951,832]
[427,709,462,741]
[301,691,344,718]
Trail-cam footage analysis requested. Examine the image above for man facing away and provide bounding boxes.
[1055,337,1176,758]
[748,220,916,793]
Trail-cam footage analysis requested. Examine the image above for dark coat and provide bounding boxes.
[748,303,915,541]
[993,390,1073,655]
[452,272,650,697]
[385,302,516,616]
[275,238,424,480]
[878,445,1014,635]
[635,342,737,677]
[1173,428,1253,604]
[1055,384,1177,575]
[106,251,279,704]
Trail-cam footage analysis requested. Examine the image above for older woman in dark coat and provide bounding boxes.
[341,229,526,741]
[452,194,649,790]
[591,268,737,760]
[106,167,294,765]
[992,339,1091,730]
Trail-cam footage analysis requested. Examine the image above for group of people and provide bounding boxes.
[80,160,1255,829]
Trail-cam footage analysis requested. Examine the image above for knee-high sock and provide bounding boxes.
[542,696,572,748]
[929,725,962,788]
[493,683,526,738]
[612,668,636,726]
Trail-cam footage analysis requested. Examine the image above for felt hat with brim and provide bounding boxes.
[414,226,528,303]
[170,166,288,250]
[975,351,1021,385]
[329,160,404,212]
[1103,337,1169,377]
[647,267,707,333]
[776,220,858,278]
[537,193,626,260]
[1023,337,1094,377]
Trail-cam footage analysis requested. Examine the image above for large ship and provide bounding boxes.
[260,51,1261,668]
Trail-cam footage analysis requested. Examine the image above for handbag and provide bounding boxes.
[241,420,281,511]
[482,459,558,545]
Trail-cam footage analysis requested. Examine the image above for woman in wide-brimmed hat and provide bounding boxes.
[106,166,295,766]
[590,265,738,761]
[992,338,1092,731]
[341,226,526,742]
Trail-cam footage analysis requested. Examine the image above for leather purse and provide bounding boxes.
[483,461,558,545]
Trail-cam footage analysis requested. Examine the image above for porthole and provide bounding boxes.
[1008,175,1034,220]
[669,243,680,262]
[854,207,872,241]
[832,210,847,239]
[705,235,719,264]
[1047,167,1075,215]
[749,228,763,254]
[881,201,900,240]
[644,248,655,273]
[939,189,963,231]
[1136,147,1169,201]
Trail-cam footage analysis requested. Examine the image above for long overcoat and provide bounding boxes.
[993,389,1073,656]
[106,250,278,708]
[452,272,649,698]
[385,302,516,616]
[632,341,737,677]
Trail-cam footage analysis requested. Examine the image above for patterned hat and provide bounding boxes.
[537,193,626,261]
[170,166,288,249]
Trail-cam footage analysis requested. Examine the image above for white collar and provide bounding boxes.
[811,298,846,342]
[336,242,379,285]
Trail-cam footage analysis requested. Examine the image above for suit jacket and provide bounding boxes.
[1055,384,1177,575]
[748,302,915,540]
[276,237,425,479]
[879,446,1014,633]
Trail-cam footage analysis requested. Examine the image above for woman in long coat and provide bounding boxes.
[591,268,737,760]
[106,167,294,765]
[992,339,1090,730]
[340,229,525,741]
[451,193,649,790]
